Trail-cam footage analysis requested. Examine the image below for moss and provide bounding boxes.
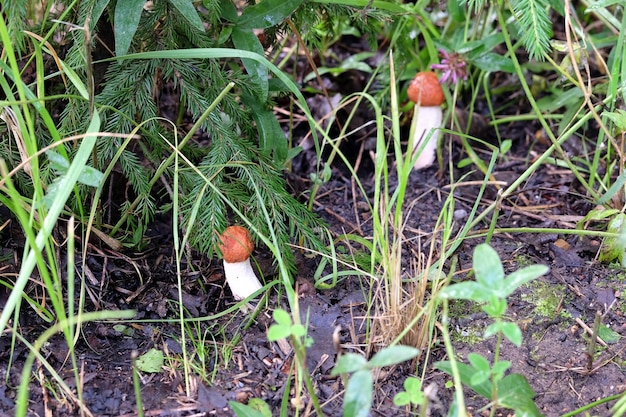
[451,325,484,345]
[512,253,534,269]
[448,299,482,318]
[447,300,484,345]
[521,281,571,320]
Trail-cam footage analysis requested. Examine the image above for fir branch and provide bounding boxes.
[3,0,29,52]
[181,131,328,276]
[511,0,553,61]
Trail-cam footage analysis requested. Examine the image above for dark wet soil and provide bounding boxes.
[2,39,626,417]
[3,137,626,416]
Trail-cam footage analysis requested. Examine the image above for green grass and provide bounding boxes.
[2,0,626,415]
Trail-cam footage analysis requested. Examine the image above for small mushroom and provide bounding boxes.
[407,71,445,170]
[218,225,263,300]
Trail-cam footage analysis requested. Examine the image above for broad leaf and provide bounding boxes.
[473,244,504,288]
[135,348,164,373]
[439,281,490,302]
[467,353,490,372]
[272,309,292,326]
[343,370,373,417]
[230,401,268,417]
[241,93,286,164]
[500,322,523,346]
[267,324,291,341]
[46,150,103,187]
[169,0,204,32]
[114,0,145,56]
[499,265,549,298]
[367,346,419,368]
[598,323,621,344]
[393,391,412,406]
[403,376,422,392]
[290,324,306,337]
[232,28,268,101]
[482,296,507,318]
[472,52,516,73]
[491,361,512,381]
[434,361,492,399]
[331,353,367,375]
[237,0,306,29]
[497,374,542,417]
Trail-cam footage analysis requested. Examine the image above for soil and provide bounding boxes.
[2,39,626,417]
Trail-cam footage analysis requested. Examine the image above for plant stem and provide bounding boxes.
[438,299,468,417]
[586,310,602,372]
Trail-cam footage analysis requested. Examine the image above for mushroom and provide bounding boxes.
[218,225,263,300]
[407,71,444,170]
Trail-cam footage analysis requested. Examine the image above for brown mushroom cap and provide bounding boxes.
[218,225,254,263]
[407,71,444,106]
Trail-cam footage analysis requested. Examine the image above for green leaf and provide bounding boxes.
[343,370,373,417]
[484,321,502,340]
[241,93,286,164]
[367,346,419,369]
[393,391,411,406]
[439,281,491,302]
[267,324,291,341]
[394,377,425,406]
[491,361,512,381]
[482,296,507,318]
[473,244,504,288]
[168,0,204,32]
[469,369,490,386]
[472,52,516,73]
[220,0,239,21]
[434,361,492,398]
[290,324,306,338]
[237,0,306,29]
[114,0,145,56]
[230,401,268,417]
[272,309,292,326]
[501,322,523,346]
[497,374,542,417]
[247,398,272,417]
[597,168,626,205]
[331,353,367,375]
[499,265,549,298]
[577,207,620,226]
[404,376,422,393]
[232,28,268,101]
[500,139,512,154]
[46,150,103,187]
[599,213,626,264]
[598,323,621,344]
[448,0,466,22]
[467,353,490,372]
[112,324,134,336]
[135,348,164,373]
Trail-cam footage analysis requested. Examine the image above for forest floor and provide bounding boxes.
[1,35,626,417]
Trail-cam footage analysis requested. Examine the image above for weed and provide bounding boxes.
[437,243,549,416]
[331,345,420,417]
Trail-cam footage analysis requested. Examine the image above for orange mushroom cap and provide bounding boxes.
[407,71,444,106]
[218,225,254,263]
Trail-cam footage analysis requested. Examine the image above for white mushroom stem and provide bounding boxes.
[410,104,442,170]
[223,257,263,300]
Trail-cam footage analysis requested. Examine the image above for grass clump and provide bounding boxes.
[3,0,626,415]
